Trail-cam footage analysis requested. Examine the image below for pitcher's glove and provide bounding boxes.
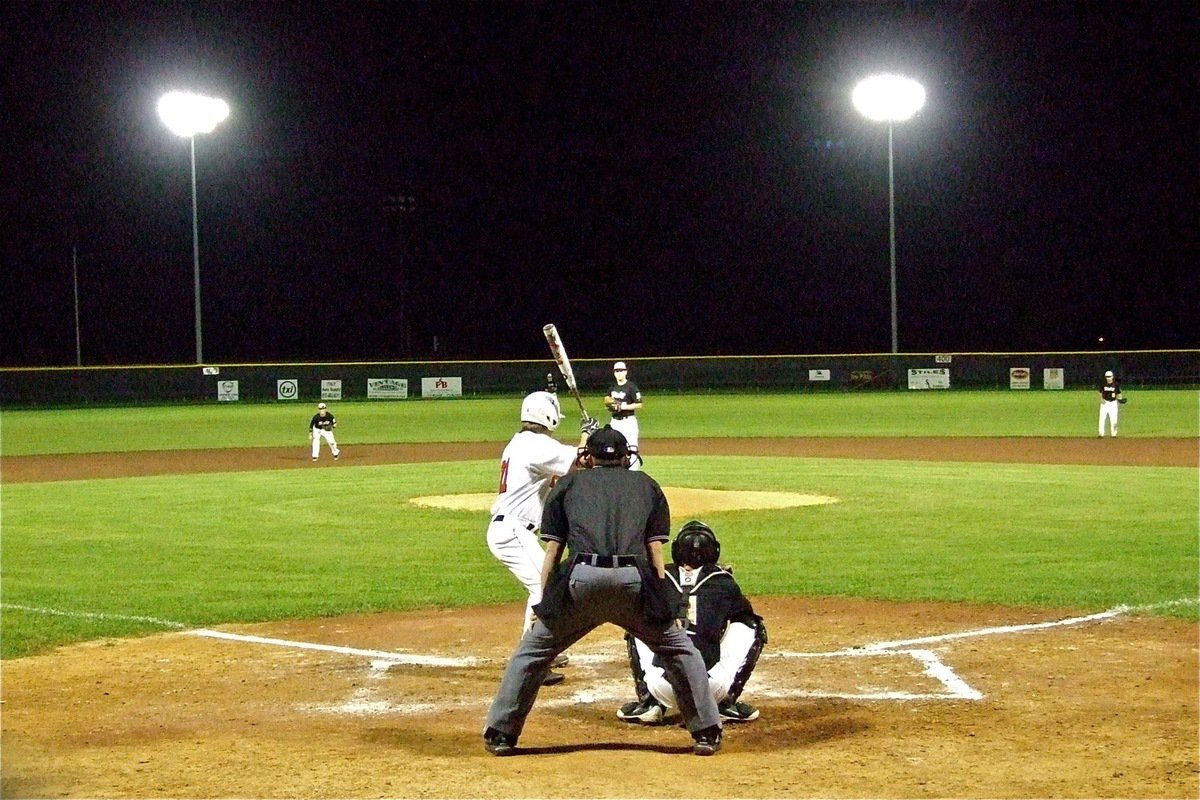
[545,372,558,393]
[581,416,600,436]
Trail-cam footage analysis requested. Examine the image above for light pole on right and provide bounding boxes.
[853,74,925,354]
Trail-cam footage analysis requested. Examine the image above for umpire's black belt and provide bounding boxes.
[573,553,639,568]
[492,515,535,531]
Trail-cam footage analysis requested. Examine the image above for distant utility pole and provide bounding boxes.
[72,246,81,366]
[383,191,417,358]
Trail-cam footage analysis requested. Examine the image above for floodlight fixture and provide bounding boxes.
[157,91,229,364]
[853,74,925,353]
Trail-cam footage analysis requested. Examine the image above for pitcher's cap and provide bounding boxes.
[318,402,327,409]
[1104,371,1113,377]
[613,361,627,371]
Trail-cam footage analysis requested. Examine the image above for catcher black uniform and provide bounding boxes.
[618,520,767,724]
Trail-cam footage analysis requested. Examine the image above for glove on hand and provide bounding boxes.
[1119,397,1127,404]
[545,372,558,393]
[580,416,600,435]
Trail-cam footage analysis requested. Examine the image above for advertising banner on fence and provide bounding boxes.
[421,377,463,398]
[1009,367,1031,389]
[321,380,342,400]
[907,368,950,389]
[808,369,831,382]
[217,380,239,402]
[276,379,299,400]
[1043,368,1065,390]
[367,378,408,399]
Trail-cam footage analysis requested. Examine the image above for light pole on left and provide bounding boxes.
[157,91,229,364]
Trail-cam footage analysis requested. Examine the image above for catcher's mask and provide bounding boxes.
[672,520,721,568]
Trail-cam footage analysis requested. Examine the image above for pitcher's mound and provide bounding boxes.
[411,487,838,517]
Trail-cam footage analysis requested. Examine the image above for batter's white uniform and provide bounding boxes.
[487,430,579,633]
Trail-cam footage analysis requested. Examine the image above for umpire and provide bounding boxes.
[482,426,723,756]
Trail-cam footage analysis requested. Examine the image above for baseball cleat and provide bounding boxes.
[483,727,517,756]
[616,698,665,724]
[718,700,759,722]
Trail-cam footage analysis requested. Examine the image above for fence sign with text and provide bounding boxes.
[907,368,951,390]
[421,377,463,398]
[367,378,408,399]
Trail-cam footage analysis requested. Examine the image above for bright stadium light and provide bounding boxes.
[853,74,925,354]
[157,91,230,364]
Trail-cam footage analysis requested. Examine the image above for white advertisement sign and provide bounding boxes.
[808,369,831,382]
[367,378,409,399]
[907,368,950,390]
[321,379,343,400]
[1043,368,1065,390]
[276,379,299,400]
[422,376,463,398]
[1009,367,1031,390]
[217,380,239,402]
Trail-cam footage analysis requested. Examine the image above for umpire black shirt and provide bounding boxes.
[540,466,670,558]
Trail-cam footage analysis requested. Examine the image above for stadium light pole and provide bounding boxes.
[852,74,925,354]
[157,91,229,364]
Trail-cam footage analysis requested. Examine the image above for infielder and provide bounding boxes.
[1097,370,1125,437]
[617,520,766,726]
[605,361,643,469]
[487,386,595,684]
[308,402,340,461]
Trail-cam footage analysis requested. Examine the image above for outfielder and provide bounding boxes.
[605,361,643,469]
[617,520,766,725]
[1097,370,1125,437]
[308,402,340,461]
[487,386,595,684]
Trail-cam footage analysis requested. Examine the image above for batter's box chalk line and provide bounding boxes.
[4,598,1194,709]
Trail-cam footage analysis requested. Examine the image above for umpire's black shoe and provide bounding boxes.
[692,725,723,756]
[483,727,517,756]
[541,670,565,686]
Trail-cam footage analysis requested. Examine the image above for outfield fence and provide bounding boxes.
[1,350,1196,408]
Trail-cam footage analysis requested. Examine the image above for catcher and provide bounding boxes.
[616,520,767,725]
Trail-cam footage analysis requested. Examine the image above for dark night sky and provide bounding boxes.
[2,1,1197,366]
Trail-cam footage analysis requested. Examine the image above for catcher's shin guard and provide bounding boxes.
[624,631,652,703]
[725,620,768,704]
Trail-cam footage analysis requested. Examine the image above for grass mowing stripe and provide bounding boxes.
[3,456,1194,659]
[2,389,1196,455]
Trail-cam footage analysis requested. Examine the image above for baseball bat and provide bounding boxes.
[542,323,592,420]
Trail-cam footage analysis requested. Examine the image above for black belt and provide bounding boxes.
[574,553,639,568]
[492,515,535,531]
[611,413,635,420]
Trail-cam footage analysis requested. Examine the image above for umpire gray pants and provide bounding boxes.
[484,563,720,739]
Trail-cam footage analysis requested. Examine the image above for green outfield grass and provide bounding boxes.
[1,391,1196,660]
[1,389,1196,455]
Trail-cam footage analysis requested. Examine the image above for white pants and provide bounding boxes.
[311,429,339,458]
[1098,400,1119,437]
[637,621,757,710]
[486,518,544,634]
[609,415,641,471]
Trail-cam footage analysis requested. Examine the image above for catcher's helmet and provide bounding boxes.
[520,391,564,431]
[672,520,721,568]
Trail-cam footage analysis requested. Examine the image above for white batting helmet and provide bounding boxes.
[520,391,564,431]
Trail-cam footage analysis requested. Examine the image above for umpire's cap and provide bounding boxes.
[586,425,629,461]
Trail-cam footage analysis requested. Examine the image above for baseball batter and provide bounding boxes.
[605,361,643,469]
[1097,370,1125,437]
[308,402,340,461]
[487,391,589,643]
